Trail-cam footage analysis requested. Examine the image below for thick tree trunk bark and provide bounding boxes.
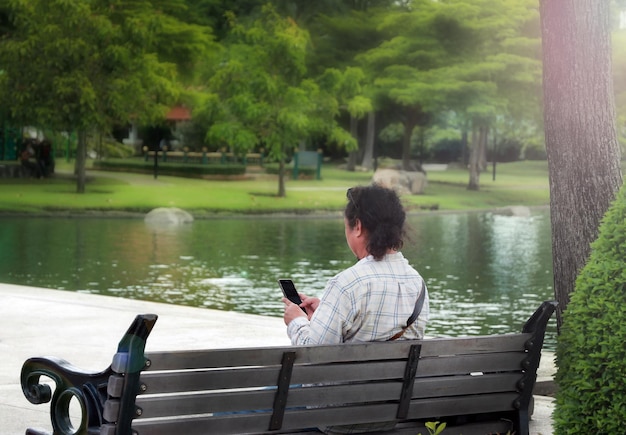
[540,0,622,327]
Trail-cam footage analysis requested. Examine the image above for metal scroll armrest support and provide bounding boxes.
[21,314,158,435]
[21,356,113,435]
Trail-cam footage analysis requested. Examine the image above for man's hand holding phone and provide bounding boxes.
[279,279,319,325]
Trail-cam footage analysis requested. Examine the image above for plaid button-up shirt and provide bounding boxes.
[287,251,429,346]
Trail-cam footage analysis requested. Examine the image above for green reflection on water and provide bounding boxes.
[0,209,555,348]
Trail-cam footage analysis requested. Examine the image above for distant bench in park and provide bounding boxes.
[293,150,322,180]
[21,301,556,435]
[0,162,27,178]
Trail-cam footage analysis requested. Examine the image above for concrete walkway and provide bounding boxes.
[0,283,555,434]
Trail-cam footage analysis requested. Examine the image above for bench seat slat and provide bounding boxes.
[143,334,530,371]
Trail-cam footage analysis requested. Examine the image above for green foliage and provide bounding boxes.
[205,5,314,158]
[0,0,181,130]
[203,5,357,195]
[553,181,626,433]
[356,0,542,171]
[424,420,447,435]
[99,140,135,159]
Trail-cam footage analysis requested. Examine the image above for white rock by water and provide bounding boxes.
[144,207,194,225]
[372,168,427,195]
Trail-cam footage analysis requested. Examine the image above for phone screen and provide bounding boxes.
[278,279,306,312]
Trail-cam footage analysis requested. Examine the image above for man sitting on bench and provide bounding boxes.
[283,184,430,433]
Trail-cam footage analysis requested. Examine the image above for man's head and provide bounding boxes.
[345,185,406,260]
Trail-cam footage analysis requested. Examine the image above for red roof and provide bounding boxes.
[166,106,192,121]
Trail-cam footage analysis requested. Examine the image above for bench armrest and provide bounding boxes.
[21,356,113,434]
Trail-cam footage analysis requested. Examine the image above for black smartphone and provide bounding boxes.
[278,279,306,312]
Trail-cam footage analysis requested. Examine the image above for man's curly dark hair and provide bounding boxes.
[345,184,406,260]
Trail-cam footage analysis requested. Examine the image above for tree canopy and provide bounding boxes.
[0,0,212,191]
[0,0,623,195]
[202,5,356,197]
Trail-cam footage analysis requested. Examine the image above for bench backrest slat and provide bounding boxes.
[136,381,404,419]
[413,372,520,398]
[132,402,402,435]
[144,333,530,371]
[406,392,519,419]
[136,388,277,418]
[139,367,281,393]
[417,351,526,376]
[145,341,411,370]
[417,333,530,356]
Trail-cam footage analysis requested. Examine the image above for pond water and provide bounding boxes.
[0,209,556,348]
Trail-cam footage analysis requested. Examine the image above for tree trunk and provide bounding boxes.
[402,117,417,171]
[75,129,87,194]
[360,111,375,171]
[346,115,359,171]
[478,125,488,172]
[278,155,286,197]
[461,124,469,166]
[467,124,480,190]
[540,0,623,327]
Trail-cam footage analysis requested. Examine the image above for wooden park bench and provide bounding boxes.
[21,301,556,435]
[292,150,322,180]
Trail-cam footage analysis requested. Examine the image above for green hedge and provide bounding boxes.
[554,182,626,434]
[93,159,246,177]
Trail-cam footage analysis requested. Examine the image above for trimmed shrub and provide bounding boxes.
[93,159,246,177]
[553,181,626,434]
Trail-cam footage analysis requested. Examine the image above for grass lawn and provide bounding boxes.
[0,160,551,215]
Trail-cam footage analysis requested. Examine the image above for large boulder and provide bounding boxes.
[372,169,427,195]
[144,207,194,225]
